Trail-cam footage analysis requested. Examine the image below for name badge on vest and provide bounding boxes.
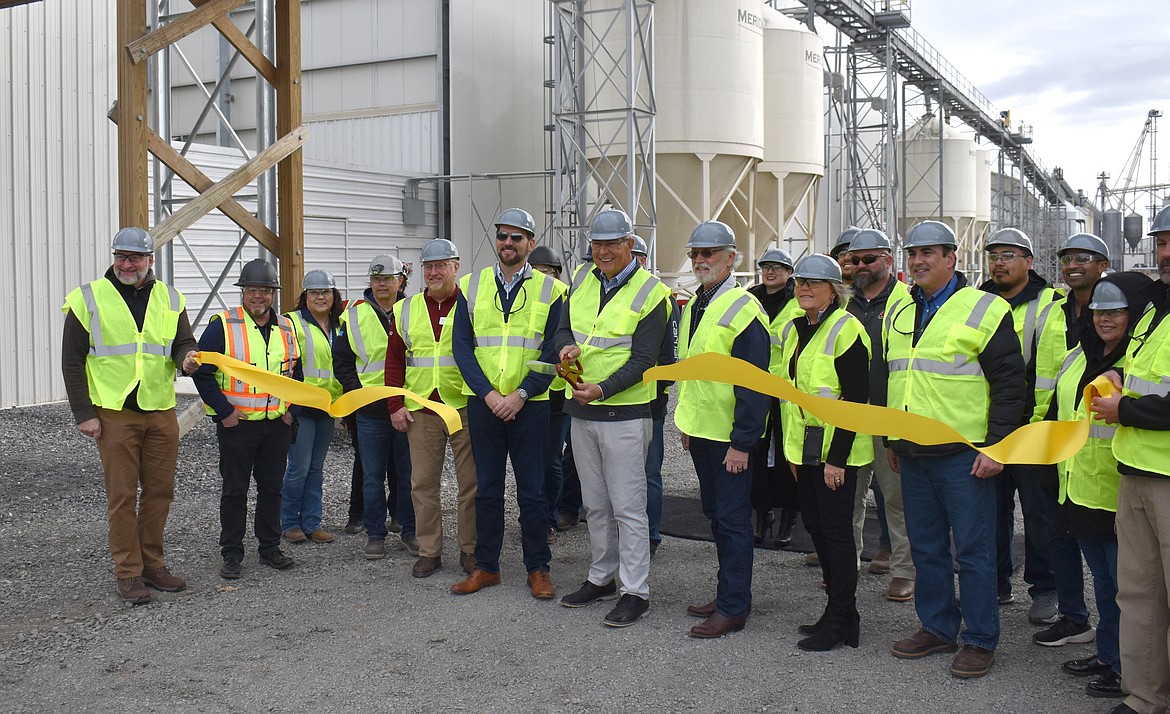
[438,316,447,325]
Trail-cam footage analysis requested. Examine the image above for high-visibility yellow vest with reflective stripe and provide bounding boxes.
[1055,347,1122,510]
[882,286,1012,444]
[1032,296,1072,423]
[1006,285,1060,367]
[567,264,672,406]
[206,307,299,419]
[459,266,556,400]
[547,278,570,395]
[779,310,874,466]
[340,300,390,389]
[765,298,807,374]
[674,283,768,442]
[1112,307,1170,477]
[285,311,342,400]
[61,278,184,411]
[392,291,467,410]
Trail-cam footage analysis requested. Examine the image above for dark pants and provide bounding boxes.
[797,464,859,624]
[345,414,363,521]
[751,402,800,513]
[467,397,551,574]
[691,437,754,619]
[544,412,571,528]
[217,418,291,561]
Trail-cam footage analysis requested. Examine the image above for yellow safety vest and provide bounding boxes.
[765,298,807,375]
[206,307,298,420]
[675,283,768,441]
[393,291,467,410]
[340,300,391,389]
[459,266,557,400]
[286,311,342,400]
[1032,296,1072,423]
[547,278,570,395]
[1112,306,1170,477]
[883,286,1012,444]
[1055,347,1122,511]
[567,264,672,406]
[778,310,874,466]
[61,278,184,411]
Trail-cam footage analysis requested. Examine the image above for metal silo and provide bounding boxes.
[1102,209,1124,259]
[1124,212,1144,251]
[900,115,978,273]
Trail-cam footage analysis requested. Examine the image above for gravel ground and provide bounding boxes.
[0,398,1111,713]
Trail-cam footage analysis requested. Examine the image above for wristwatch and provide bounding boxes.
[516,388,530,401]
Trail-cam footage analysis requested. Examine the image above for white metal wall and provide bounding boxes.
[1,1,118,409]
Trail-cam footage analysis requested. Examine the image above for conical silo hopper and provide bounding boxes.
[899,115,978,274]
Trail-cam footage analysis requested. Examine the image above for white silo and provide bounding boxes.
[752,9,826,266]
[972,148,994,282]
[900,115,978,273]
[587,0,765,289]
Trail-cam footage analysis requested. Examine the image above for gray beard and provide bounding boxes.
[851,270,886,291]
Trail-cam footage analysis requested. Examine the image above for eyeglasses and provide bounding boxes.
[1094,308,1127,318]
[688,248,725,260]
[243,287,275,296]
[1060,252,1099,265]
[795,278,829,287]
[496,232,528,243]
[113,253,149,264]
[422,261,454,273]
[306,289,332,297]
[987,252,1022,265]
[759,264,788,273]
[849,254,885,266]
[370,275,400,285]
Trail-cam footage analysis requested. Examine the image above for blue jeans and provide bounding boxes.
[1079,537,1120,672]
[280,412,334,533]
[900,450,999,650]
[690,437,753,619]
[467,397,551,574]
[996,464,1057,598]
[544,412,571,528]
[356,413,414,540]
[646,414,665,544]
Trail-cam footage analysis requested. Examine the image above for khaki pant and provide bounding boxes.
[1117,474,1170,714]
[853,437,915,580]
[407,409,476,558]
[94,407,179,578]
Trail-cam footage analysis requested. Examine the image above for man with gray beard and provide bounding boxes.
[844,229,915,602]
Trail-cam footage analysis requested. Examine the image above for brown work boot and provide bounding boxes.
[891,628,958,659]
[142,566,187,592]
[450,569,501,595]
[868,546,892,574]
[116,576,152,604]
[308,529,335,543]
[686,598,717,618]
[950,645,995,678]
[528,569,555,600]
[283,527,308,543]
[411,556,442,578]
[459,551,476,575]
[886,577,915,602]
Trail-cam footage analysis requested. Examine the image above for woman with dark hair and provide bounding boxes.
[778,254,871,651]
[1052,271,1153,700]
[280,270,344,545]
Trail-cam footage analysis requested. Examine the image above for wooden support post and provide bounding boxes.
[150,125,309,247]
[126,0,247,64]
[276,0,305,311]
[117,0,149,229]
[189,0,278,85]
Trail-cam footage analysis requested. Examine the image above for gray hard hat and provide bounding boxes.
[830,226,861,258]
[235,258,280,288]
[1059,233,1109,260]
[987,227,1033,255]
[1148,205,1170,236]
[420,238,459,262]
[904,220,958,249]
[529,245,562,269]
[848,229,892,252]
[756,247,794,270]
[590,209,634,242]
[495,208,536,236]
[793,254,843,284]
[687,221,737,249]
[302,270,336,290]
[1088,280,1129,311]
[368,254,405,277]
[632,235,648,256]
[111,227,154,254]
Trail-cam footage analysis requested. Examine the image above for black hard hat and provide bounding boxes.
[529,245,562,269]
[235,258,281,288]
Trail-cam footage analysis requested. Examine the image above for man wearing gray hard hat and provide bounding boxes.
[844,228,916,602]
[1090,204,1170,714]
[62,227,199,604]
[830,226,861,287]
[333,254,417,561]
[385,239,479,578]
[193,258,301,580]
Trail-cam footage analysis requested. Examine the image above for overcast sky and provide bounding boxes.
[905,0,1168,213]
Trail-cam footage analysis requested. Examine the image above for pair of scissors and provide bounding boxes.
[526,358,584,386]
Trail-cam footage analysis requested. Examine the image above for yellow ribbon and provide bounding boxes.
[646,353,1114,465]
[196,352,463,434]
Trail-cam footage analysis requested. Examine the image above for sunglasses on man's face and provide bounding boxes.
[688,248,724,260]
[849,254,885,266]
[496,232,527,243]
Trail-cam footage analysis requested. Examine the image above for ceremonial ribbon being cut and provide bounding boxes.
[646,353,1112,465]
[196,352,463,434]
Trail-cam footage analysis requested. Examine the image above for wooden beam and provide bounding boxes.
[276,0,305,310]
[144,128,280,254]
[117,0,149,229]
[125,0,246,64]
[150,125,310,247]
[190,0,278,86]
[177,398,207,438]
